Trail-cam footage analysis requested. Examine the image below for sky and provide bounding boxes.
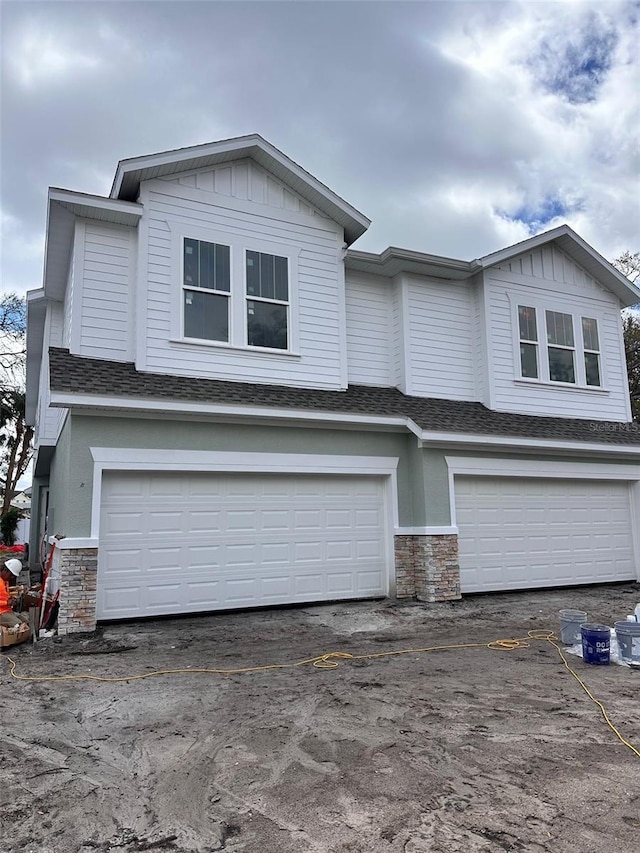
[1,0,639,300]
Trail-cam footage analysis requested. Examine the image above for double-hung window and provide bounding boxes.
[246,250,289,350]
[518,305,539,379]
[183,238,231,342]
[582,317,601,386]
[546,310,576,383]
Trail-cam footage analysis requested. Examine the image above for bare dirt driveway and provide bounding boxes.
[2,583,640,853]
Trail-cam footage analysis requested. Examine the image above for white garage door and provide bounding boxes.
[455,476,636,593]
[98,471,389,619]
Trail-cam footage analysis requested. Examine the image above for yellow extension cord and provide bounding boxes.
[2,629,639,759]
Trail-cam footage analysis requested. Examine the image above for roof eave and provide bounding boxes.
[346,247,479,280]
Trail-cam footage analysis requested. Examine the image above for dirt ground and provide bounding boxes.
[1,583,640,853]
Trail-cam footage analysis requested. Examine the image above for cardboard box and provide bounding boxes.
[0,623,31,649]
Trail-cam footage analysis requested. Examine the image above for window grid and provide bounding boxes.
[246,250,290,351]
[518,305,539,380]
[582,317,601,387]
[517,306,601,388]
[183,238,231,343]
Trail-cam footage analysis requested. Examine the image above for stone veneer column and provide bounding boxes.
[56,548,99,635]
[394,534,461,602]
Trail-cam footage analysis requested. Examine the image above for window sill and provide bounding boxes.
[170,338,302,359]
[514,378,609,394]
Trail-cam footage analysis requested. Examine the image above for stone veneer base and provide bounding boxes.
[394,534,461,602]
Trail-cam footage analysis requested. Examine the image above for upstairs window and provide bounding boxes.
[246,250,289,350]
[516,305,602,388]
[183,238,231,342]
[518,305,538,379]
[546,310,575,384]
[582,317,601,386]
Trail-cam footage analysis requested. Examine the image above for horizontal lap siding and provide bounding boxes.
[407,278,476,400]
[79,223,132,360]
[345,272,393,386]
[143,184,344,389]
[487,256,630,420]
[40,303,67,444]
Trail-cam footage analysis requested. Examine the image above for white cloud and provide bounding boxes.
[7,19,103,89]
[0,0,637,298]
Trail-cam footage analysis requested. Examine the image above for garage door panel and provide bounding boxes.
[98,472,388,619]
[456,476,635,593]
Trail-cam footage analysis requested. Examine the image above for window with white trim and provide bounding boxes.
[546,310,575,383]
[518,305,538,379]
[180,235,294,352]
[246,250,289,350]
[582,316,601,386]
[516,305,602,387]
[183,238,231,342]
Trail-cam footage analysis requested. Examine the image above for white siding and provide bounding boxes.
[78,222,134,361]
[139,177,345,389]
[405,275,477,400]
[37,302,67,446]
[391,280,403,389]
[62,244,74,348]
[472,275,489,406]
[486,246,630,420]
[159,159,329,222]
[345,271,393,386]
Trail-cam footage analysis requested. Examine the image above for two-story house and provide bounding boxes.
[26,135,640,635]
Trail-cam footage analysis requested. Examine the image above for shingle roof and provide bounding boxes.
[49,348,640,447]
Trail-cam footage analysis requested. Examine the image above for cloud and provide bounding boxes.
[7,19,103,89]
[0,0,638,297]
[529,13,618,104]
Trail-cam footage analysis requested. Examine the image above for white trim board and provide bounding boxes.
[394,526,458,536]
[445,457,640,480]
[88,447,400,542]
[49,389,640,456]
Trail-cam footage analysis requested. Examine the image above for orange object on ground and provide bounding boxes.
[0,577,12,615]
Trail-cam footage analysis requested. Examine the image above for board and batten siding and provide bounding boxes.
[345,271,393,386]
[486,244,630,420]
[404,275,477,400]
[138,176,345,389]
[76,222,134,361]
[158,159,330,223]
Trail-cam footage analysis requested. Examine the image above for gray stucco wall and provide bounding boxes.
[47,418,72,540]
[46,413,638,543]
[55,415,443,538]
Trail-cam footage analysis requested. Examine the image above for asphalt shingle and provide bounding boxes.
[48,347,640,447]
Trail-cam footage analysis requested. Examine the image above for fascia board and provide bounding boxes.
[345,247,478,280]
[49,188,143,224]
[48,390,412,430]
[419,429,640,455]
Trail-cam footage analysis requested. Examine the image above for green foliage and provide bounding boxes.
[612,251,640,285]
[623,313,640,421]
[1,390,33,517]
[0,506,22,546]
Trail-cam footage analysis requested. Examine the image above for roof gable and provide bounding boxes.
[478,225,640,306]
[155,157,330,223]
[110,134,370,245]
